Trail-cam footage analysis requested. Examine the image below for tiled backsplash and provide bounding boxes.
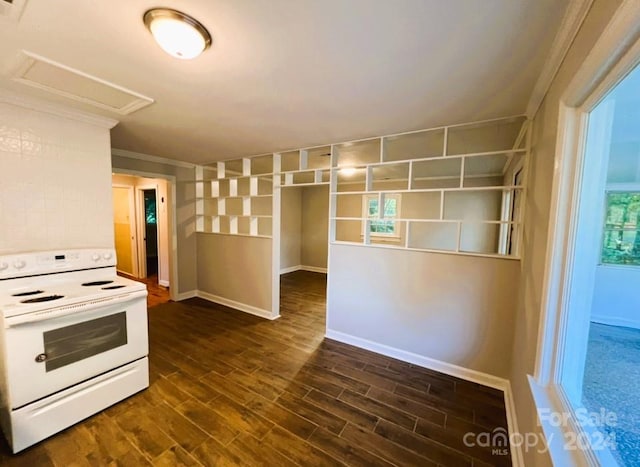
[0,102,114,254]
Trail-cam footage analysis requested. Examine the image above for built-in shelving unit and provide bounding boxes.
[195,115,529,259]
[279,146,332,188]
[195,155,274,237]
[330,116,528,258]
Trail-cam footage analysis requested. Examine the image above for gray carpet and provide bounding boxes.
[583,322,640,466]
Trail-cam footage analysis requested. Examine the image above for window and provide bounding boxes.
[601,192,640,265]
[363,194,400,237]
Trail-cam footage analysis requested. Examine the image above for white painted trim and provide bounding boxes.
[111,148,196,169]
[503,382,525,467]
[300,265,327,274]
[12,51,154,116]
[526,0,594,117]
[175,290,197,301]
[0,88,118,129]
[281,265,328,274]
[158,279,170,287]
[134,183,165,281]
[272,154,282,316]
[590,315,640,329]
[564,0,640,109]
[280,265,301,274]
[325,329,508,390]
[528,377,586,466]
[196,290,279,320]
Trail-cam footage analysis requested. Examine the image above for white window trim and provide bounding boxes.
[532,2,640,466]
[362,194,401,239]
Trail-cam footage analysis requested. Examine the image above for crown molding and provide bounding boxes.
[111,148,197,169]
[526,0,594,118]
[0,88,119,129]
[564,0,640,108]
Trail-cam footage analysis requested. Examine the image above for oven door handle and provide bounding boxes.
[5,290,147,327]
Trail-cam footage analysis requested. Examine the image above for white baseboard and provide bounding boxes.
[591,315,640,330]
[280,265,328,274]
[175,290,197,301]
[325,329,522,466]
[300,265,327,273]
[325,329,508,390]
[503,381,524,467]
[158,279,170,287]
[280,265,301,274]
[196,290,278,320]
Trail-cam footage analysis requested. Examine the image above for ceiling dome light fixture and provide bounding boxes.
[143,8,212,60]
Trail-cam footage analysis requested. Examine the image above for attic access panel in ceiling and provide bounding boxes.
[12,51,153,115]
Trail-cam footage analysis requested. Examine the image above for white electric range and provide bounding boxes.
[0,248,149,453]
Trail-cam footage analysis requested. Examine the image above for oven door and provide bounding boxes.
[3,291,148,409]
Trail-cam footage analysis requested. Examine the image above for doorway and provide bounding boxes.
[279,185,330,317]
[112,174,171,306]
[141,188,158,277]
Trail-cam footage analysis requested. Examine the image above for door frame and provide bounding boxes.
[135,184,159,279]
[530,2,640,465]
[113,169,179,301]
[112,184,139,277]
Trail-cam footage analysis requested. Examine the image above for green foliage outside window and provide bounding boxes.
[368,197,397,234]
[602,192,640,265]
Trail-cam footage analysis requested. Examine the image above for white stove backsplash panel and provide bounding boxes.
[0,102,114,255]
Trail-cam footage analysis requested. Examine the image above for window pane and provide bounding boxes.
[370,220,395,233]
[601,193,640,265]
[383,198,397,217]
[368,199,378,216]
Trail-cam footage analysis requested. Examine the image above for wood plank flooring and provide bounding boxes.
[0,271,511,466]
[119,272,172,308]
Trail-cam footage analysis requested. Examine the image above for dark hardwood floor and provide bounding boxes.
[0,271,511,466]
[119,272,172,308]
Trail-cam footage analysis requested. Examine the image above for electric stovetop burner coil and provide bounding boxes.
[20,295,65,304]
[82,280,114,287]
[12,290,44,297]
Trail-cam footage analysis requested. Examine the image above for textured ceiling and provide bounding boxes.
[0,0,569,164]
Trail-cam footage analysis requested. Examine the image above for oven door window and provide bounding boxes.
[42,312,128,372]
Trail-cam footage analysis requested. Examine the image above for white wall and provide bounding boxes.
[0,102,113,254]
[301,185,329,269]
[197,234,272,313]
[591,266,640,329]
[327,244,520,377]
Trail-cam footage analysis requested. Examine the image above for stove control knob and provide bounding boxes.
[0,262,7,271]
[91,254,100,262]
[103,252,113,260]
[13,260,26,270]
